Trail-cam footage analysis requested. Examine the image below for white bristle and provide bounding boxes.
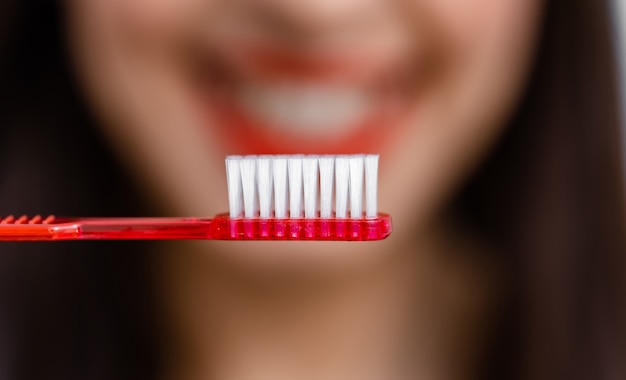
[334,156,350,218]
[257,156,273,218]
[226,156,243,218]
[226,154,380,220]
[349,155,364,218]
[365,154,379,218]
[239,157,258,218]
[288,156,304,217]
[272,156,288,218]
[318,156,335,218]
[302,156,319,218]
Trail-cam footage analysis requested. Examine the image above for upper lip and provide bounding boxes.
[200,39,412,87]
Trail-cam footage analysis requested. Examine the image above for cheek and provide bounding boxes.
[67,0,230,217]
[437,0,543,173]
[382,0,542,235]
[441,0,542,141]
[436,0,543,118]
[423,0,541,47]
[68,0,207,48]
[404,0,543,134]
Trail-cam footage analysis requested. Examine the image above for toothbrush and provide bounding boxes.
[0,155,392,241]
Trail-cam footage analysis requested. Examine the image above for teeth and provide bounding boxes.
[226,155,380,219]
[239,84,370,133]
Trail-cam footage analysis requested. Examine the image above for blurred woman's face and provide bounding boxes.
[67,0,541,266]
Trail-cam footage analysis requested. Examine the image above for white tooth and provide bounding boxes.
[349,155,364,218]
[319,156,335,218]
[226,156,243,218]
[237,84,370,134]
[273,84,292,127]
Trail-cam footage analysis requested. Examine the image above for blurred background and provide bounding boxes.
[614,0,626,158]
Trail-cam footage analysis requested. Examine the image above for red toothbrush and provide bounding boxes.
[0,155,392,241]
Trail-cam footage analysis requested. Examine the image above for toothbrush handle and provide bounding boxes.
[0,214,392,241]
[0,217,215,241]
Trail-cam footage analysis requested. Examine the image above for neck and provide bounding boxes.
[156,224,501,380]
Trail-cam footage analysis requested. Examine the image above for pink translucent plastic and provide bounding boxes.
[0,214,392,241]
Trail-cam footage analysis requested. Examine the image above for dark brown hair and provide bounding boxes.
[0,3,158,379]
[458,1,626,378]
[0,1,624,379]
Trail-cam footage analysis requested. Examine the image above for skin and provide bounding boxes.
[66,0,543,379]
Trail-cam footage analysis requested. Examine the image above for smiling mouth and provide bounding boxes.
[194,43,416,155]
[237,83,371,136]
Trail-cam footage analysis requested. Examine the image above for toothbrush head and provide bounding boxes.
[222,154,391,240]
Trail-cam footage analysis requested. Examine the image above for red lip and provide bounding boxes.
[208,40,408,84]
[195,43,412,155]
